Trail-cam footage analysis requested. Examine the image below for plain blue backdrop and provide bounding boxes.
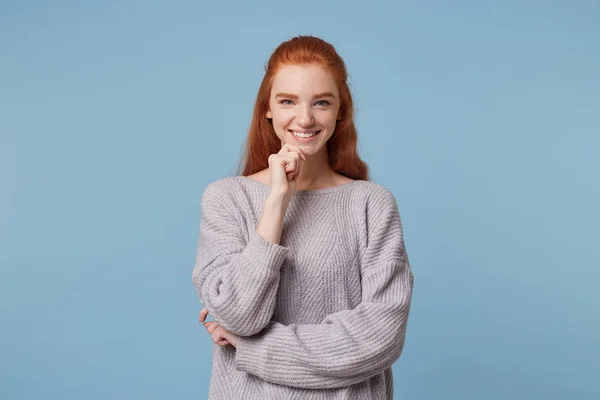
[1,1,598,399]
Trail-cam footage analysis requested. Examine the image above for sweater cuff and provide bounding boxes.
[235,334,265,374]
[241,230,289,271]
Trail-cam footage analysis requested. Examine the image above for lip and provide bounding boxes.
[288,129,321,133]
[288,129,321,141]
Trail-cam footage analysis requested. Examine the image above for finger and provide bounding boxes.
[284,144,307,160]
[271,154,299,172]
[216,339,230,346]
[280,143,305,160]
[221,330,235,345]
[204,321,217,334]
[297,149,307,161]
[290,153,302,166]
[282,157,297,171]
[199,307,209,323]
[214,327,232,346]
[212,328,223,343]
[283,150,303,163]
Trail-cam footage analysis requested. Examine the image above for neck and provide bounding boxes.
[294,146,335,190]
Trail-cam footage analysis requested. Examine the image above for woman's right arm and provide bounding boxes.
[192,183,290,337]
[256,193,287,245]
[193,144,305,336]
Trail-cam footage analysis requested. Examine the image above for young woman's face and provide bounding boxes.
[267,64,341,156]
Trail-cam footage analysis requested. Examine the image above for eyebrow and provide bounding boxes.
[275,92,336,99]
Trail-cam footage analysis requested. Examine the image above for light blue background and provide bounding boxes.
[1,1,599,399]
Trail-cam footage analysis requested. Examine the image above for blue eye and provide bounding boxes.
[280,99,330,106]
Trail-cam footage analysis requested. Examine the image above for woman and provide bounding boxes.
[192,35,415,400]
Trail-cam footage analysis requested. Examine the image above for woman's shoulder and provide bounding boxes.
[352,179,397,203]
[202,175,245,195]
[204,175,245,190]
[351,181,402,224]
[200,176,244,205]
[200,174,272,208]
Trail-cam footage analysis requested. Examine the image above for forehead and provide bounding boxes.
[271,64,338,96]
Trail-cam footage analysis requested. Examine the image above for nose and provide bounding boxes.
[297,105,314,127]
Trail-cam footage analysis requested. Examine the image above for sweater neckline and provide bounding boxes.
[237,175,364,195]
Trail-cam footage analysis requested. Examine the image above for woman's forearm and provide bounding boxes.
[256,193,288,245]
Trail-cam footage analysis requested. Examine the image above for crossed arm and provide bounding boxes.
[193,184,414,389]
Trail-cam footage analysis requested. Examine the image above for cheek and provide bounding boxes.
[272,111,294,128]
[320,112,339,128]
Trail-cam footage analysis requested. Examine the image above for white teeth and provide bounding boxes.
[292,130,318,138]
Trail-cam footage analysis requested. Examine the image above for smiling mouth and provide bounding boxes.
[288,130,321,138]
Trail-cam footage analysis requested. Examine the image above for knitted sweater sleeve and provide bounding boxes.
[234,189,415,389]
[191,182,290,336]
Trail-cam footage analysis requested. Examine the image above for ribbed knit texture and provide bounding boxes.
[192,175,415,400]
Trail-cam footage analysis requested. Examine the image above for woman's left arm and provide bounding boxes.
[234,189,415,390]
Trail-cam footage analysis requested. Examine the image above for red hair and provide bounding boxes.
[235,35,369,181]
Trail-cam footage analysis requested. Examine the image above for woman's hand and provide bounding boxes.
[268,143,306,198]
[199,307,239,348]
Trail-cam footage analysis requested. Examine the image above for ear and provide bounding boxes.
[336,111,342,121]
[266,109,273,119]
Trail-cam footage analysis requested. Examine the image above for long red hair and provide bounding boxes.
[235,35,369,181]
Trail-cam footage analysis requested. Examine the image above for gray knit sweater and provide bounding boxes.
[192,175,414,400]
